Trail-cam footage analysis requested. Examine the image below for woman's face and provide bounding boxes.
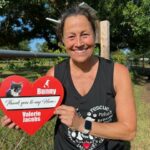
[63,15,95,63]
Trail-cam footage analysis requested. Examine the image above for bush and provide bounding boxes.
[111,50,127,65]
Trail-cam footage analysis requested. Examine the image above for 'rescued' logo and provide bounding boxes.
[68,105,113,150]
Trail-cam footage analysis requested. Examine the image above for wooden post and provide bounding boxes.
[95,20,100,44]
[100,20,110,59]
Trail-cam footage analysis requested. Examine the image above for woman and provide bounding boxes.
[1,6,136,150]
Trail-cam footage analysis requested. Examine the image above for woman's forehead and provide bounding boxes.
[64,15,92,30]
[64,14,88,22]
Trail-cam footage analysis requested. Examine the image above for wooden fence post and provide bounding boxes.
[95,20,100,44]
[100,20,110,59]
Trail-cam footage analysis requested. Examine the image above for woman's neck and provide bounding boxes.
[70,56,98,73]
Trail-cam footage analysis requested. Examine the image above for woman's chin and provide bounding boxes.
[71,55,93,64]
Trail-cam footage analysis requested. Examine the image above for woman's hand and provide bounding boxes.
[54,105,84,132]
[1,115,20,129]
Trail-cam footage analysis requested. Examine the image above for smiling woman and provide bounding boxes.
[47,5,136,150]
[1,5,136,150]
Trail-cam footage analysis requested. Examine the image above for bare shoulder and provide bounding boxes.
[114,63,130,79]
[114,63,131,90]
[114,63,129,74]
[46,67,55,77]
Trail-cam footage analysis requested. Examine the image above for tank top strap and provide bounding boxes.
[99,57,116,97]
[54,58,69,84]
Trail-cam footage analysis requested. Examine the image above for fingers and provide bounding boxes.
[55,105,76,120]
[55,105,75,125]
[8,122,16,129]
[1,115,20,129]
[55,105,75,113]
[54,105,83,131]
[15,125,20,130]
[1,115,11,127]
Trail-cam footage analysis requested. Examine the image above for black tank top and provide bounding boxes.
[54,57,127,150]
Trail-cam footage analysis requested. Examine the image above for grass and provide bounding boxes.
[131,81,150,150]
[0,59,150,149]
[0,115,56,150]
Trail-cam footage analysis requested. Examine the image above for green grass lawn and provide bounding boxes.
[0,115,56,150]
[131,82,150,150]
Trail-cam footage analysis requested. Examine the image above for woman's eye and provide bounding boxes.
[68,36,75,39]
[82,34,89,38]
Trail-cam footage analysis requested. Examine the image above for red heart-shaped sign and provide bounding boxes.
[0,75,64,135]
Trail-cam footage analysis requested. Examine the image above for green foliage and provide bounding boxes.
[111,50,127,64]
[94,44,100,56]
[24,59,38,68]
[7,62,19,70]
[127,1,149,36]
[48,48,67,65]
[0,0,149,55]
[130,69,139,83]
[0,0,9,8]
[37,42,49,52]
[18,40,30,51]
[122,0,150,51]
[0,0,56,50]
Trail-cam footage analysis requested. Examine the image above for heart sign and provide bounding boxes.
[0,75,64,135]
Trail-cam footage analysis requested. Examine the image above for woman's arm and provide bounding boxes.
[55,63,136,141]
[89,63,136,140]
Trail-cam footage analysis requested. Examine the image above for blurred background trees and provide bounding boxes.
[0,0,149,58]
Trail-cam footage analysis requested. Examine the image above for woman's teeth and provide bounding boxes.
[74,49,86,53]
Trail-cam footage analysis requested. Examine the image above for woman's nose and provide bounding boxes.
[76,37,83,47]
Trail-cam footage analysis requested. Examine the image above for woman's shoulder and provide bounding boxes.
[46,58,69,77]
[114,63,130,81]
[114,63,129,74]
[46,67,54,77]
[114,63,131,91]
